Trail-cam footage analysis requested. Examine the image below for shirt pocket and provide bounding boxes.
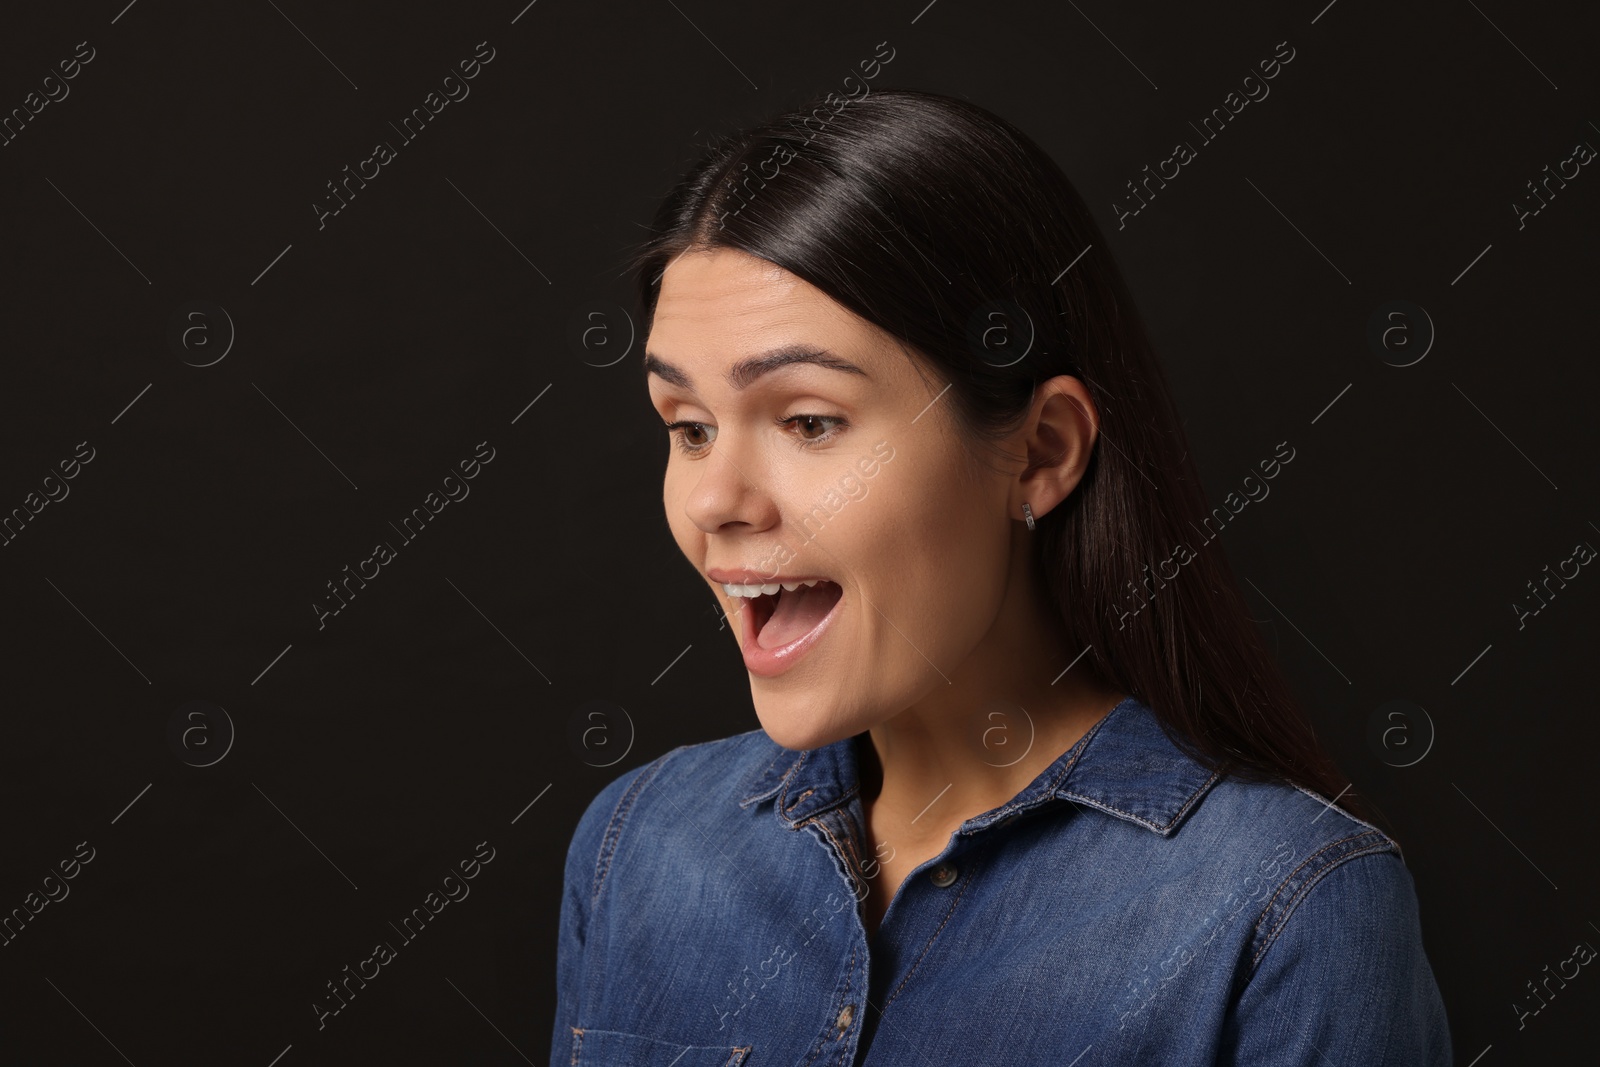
[568,1027,753,1066]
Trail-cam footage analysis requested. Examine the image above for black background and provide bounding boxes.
[1,0,1597,1063]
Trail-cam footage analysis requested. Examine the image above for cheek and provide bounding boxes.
[864,465,1009,619]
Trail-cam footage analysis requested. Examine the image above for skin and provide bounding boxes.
[645,247,1127,938]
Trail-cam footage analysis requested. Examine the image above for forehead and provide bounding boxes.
[643,247,939,403]
[648,248,866,355]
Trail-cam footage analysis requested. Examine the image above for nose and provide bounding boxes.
[681,438,778,535]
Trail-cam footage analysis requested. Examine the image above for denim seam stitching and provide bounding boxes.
[796,940,859,1067]
[828,811,869,900]
[1285,781,1396,842]
[1044,711,1108,791]
[885,859,975,1007]
[774,750,813,819]
[787,783,860,827]
[1056,767,1221,834]
[832,942,860,1067]
[1248,842,1397,971]
[809,813,867,911]
[1247,831,1393,968]
[954,728,1093,835]
[1246,831,1378,947]
[1163,769,1223,830]
[739,745,799,806]
[588,748,678,910]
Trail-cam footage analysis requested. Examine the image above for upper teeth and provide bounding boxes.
[722,579,823,598]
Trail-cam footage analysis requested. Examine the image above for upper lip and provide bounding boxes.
[707,567,835,585]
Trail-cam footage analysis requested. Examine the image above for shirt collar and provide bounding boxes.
[736,695,1221,836]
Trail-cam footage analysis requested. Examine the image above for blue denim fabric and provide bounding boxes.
[552,695,1452,1065]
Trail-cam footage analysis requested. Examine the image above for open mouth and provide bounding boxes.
[743,580,844,651]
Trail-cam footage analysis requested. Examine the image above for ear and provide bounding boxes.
[1009,375,1099,522]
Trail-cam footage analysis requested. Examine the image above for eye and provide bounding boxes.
[664,420,715,456]
[777,413,848,449]
[662,414,849,458]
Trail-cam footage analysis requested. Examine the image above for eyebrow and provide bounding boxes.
[643,343,870,392]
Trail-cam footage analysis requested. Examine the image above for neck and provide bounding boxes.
[855,527,1124,832]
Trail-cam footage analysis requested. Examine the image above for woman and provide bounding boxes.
[553,87,1451,1065]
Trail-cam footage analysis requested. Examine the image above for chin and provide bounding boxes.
[750,700,850,752]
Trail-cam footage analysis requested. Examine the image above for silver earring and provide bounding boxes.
[1022,502,1036,531]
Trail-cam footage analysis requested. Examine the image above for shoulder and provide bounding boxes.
[562,728,777,899]
[1200,780,1452,1063]
[580,726,777,818]
[1185,773,1416,970]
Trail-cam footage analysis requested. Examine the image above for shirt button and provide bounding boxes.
[929,862,958,887]
[835,1004,854,1032]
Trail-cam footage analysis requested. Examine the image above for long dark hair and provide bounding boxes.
[623,87,1380,830]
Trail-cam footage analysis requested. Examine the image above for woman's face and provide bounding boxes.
[645,248,1023,751]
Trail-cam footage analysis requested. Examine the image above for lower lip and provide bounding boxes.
[738,586,844,678]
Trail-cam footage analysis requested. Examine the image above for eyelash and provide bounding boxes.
[663,413,848,456]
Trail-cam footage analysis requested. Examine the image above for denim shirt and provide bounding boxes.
[552,696,1452,1065]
